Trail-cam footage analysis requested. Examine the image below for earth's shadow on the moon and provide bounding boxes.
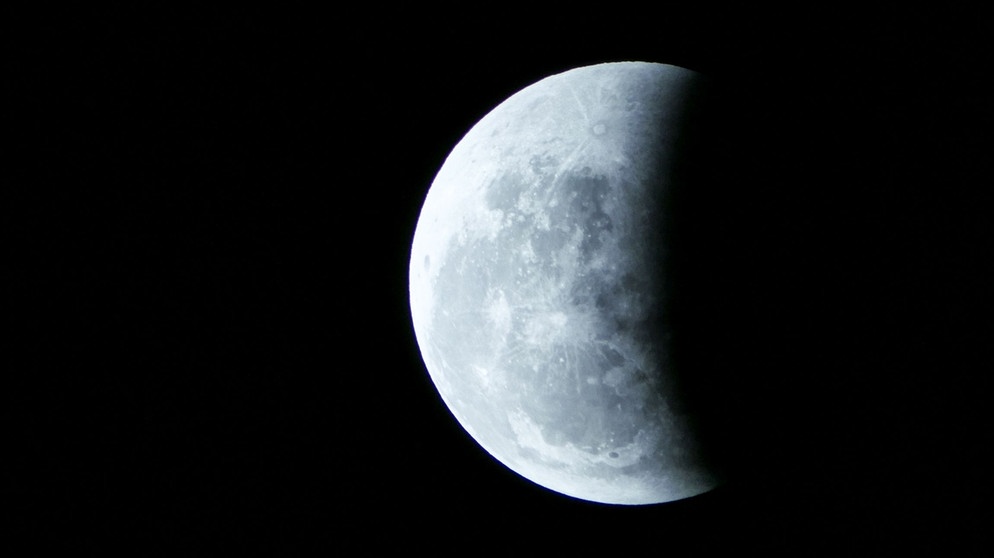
[654,71,862,503]
[654,74,787,494]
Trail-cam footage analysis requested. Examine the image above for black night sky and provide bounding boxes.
[5,6,990,553]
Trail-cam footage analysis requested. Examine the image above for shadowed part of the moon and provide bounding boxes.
[653,71,803,489]
[653,75,735,483]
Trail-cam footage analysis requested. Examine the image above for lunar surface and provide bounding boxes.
[409,62,718,505]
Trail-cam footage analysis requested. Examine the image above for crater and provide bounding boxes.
[592,123,607,135]
[609,451,619,458]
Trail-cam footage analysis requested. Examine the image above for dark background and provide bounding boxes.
[4,6,990,553]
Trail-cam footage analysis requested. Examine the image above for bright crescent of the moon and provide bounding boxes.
[409,61,719,505]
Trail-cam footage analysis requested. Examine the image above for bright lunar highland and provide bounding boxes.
[409,62,718,505]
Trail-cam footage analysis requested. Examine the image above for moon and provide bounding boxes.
[409,61,719,505]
